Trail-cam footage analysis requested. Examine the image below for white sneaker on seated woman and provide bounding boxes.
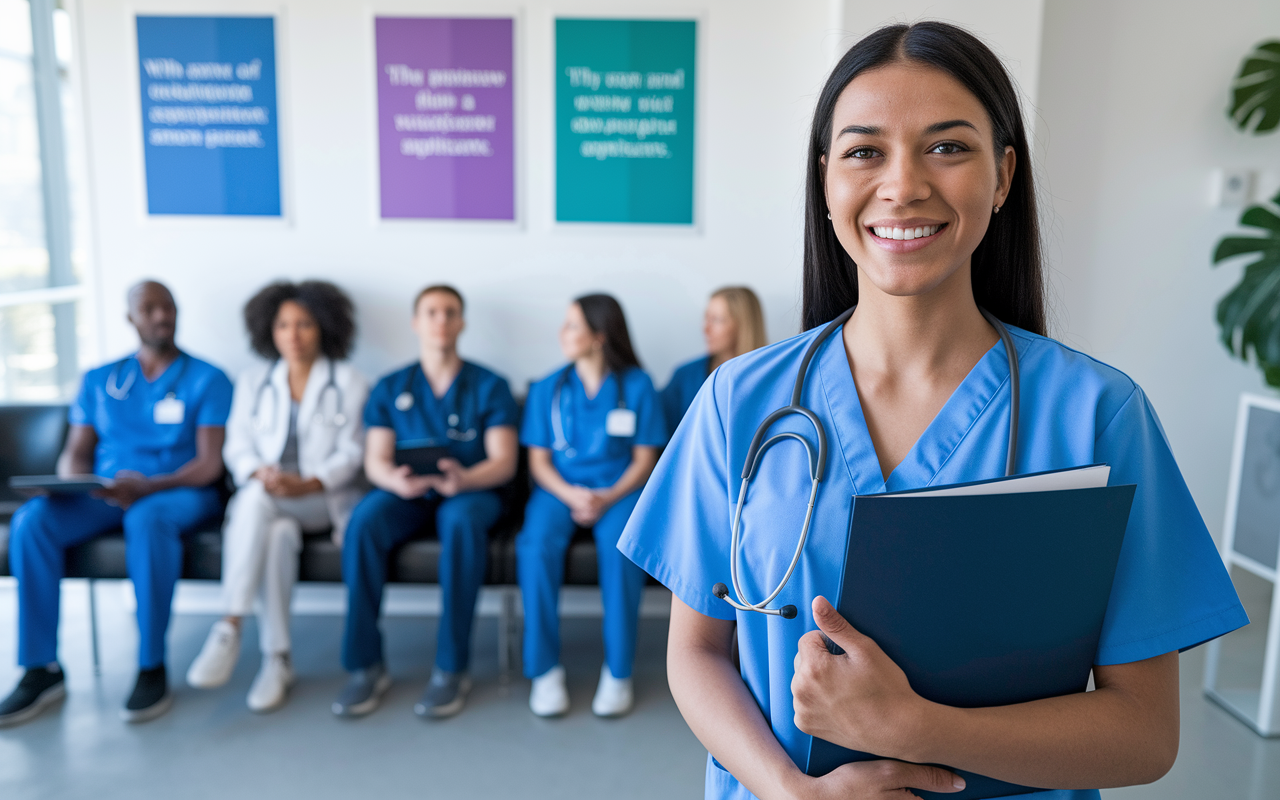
[187,281,369,712]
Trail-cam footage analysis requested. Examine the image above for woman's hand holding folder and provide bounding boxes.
[793,596,940,765]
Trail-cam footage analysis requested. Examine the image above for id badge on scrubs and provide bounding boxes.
[154,396,185,425]
[605,408,637,437]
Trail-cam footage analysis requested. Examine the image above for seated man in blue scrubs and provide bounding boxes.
[333,285,519,720]
[0,281,232,727]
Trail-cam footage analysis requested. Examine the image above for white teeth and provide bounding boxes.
[872,224,941,240]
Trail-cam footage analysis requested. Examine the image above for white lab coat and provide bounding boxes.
[223,357,370,542]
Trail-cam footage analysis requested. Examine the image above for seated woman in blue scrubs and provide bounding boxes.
[662,286,767,435]
[519,294,667,718]
[333,285,518,720]
[0,281,233,727]
[619,22,1247,800]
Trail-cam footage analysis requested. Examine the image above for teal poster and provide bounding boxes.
[555,19,696,224]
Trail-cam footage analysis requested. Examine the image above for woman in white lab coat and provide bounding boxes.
[187,280,369,711]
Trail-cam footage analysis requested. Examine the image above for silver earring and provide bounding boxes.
[993,205,1001,214]
[827,213,832,220]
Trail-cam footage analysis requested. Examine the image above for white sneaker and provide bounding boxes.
[591,665,633,717]
[529,665,569,717]
[187,620,240,689]
[247,653,295,713]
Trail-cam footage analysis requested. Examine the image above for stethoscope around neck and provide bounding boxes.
[105,351,188,402]
[393,364,478,442]
[253,359,347,430]
[550,365,625,458]
[712,306,1021,620]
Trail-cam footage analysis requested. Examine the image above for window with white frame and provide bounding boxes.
[0,0,89,402]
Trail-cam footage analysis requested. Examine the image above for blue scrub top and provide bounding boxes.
[619,324,1248,800]
[70,352,233,479]
[662,354,711,437]
[522,365,668,489]
[364,361,519,468]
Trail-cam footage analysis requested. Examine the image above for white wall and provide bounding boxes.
[1036,0,1280,540]
[73,0,848,393]
[72,0,1273,539]
[840,1,1045,122]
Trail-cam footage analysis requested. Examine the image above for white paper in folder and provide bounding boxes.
[885,464,1111,498]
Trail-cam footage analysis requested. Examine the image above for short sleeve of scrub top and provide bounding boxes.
[478,374,520,430]
[520,374,555,450]
[363,371,400,430]
[626,368,669,449]
[1091,386,1249,664]
[618,327,1247,800]
[69,370,95,427]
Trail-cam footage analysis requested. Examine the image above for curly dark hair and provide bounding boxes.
[243,280,357,360]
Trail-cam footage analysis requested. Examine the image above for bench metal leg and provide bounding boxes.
[498,587,519,685]
[87,578,101,677]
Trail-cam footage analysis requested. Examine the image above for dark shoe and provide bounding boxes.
[0,665,66,728]
[414,669,471,719]
[121,665,172,723]
[331,663,391,718]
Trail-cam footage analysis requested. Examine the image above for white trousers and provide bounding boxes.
[222,480,330,655]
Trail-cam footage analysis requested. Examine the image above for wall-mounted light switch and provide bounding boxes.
[1210,168,1255,208]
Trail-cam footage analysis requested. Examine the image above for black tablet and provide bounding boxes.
[9,475,111,494]
[394,442,451,476]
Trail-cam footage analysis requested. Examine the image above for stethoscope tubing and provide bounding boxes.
[551,366,626,455]
[105,352,189,402]
[253,359,346,430]
[394,364,478,442]
[715,306,1021,620]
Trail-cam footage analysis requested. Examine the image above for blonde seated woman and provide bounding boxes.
[661,287,767,436]
[187,280,369,712]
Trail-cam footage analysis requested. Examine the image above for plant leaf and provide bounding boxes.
[1214,236,1277,262]
[1229,40,1280,134]
[1214,195,1280,377]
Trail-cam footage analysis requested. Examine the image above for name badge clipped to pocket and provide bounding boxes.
[154,395,185,425]
[605,408,637,437]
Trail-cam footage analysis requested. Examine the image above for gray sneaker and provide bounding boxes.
[331,663,391,718]
[414,669,472,719]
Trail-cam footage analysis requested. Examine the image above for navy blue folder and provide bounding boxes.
[804,482,1137,799]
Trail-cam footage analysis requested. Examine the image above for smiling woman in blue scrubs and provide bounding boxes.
[662,287,767,436]
[619,22,1247,800]
[0,281,232,727]
[519,294,667,718]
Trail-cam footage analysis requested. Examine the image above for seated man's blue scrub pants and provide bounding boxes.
[517,487,646,680]
[10,489,223,669]
[341,489,501,674]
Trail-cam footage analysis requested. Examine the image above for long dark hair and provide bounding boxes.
[243,280,357,360]
[802,22,1046,335]
[575,293,642,375]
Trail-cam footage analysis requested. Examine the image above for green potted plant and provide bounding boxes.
[1214,40,1280,386]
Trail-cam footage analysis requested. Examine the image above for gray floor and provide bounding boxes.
[0,575,1277,800]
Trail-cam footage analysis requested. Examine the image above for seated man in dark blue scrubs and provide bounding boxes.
[0,281,232,727]
[333,285,518,720]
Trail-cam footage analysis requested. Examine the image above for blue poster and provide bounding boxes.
[137,16,281,216]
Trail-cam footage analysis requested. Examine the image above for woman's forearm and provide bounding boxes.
[669,600,809,800]
[528,448,578,505]
[458,457,515,492]
[902,653,1180,790]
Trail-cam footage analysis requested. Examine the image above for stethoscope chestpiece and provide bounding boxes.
[395,391,414,411]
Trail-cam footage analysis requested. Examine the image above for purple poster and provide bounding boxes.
[376,17,514,220]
